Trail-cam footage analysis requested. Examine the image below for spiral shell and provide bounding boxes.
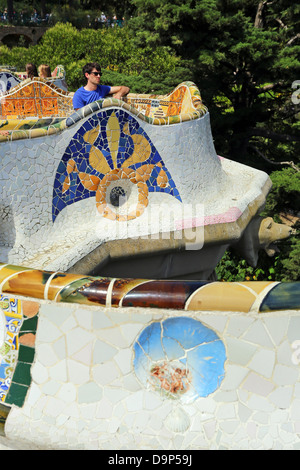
[165,407,190,433]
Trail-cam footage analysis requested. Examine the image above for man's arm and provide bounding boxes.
[109,85,130,99]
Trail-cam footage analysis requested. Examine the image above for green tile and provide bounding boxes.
[18,344,35,364]
[5,383,28,407]
[12,362,32,386]
[20,315,38,333]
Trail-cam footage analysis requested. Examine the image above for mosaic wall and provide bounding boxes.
[0,263,299,449]
[0,293,39,436]
[0,78,73,119]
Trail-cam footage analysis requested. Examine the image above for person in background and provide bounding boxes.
[38,64,51,78]
[26,63,38,79]
[100,12,106,26]
[31,8,38,23]
[72,62,129,110]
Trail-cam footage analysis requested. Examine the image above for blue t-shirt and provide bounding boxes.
[73,85,111,109]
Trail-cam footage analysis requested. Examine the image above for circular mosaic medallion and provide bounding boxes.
[133,317,226,403]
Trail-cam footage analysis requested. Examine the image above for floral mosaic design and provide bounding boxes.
[52,108,181,222]
[0,297,23,402]
[0,296,39,408]
[133,317,226,403]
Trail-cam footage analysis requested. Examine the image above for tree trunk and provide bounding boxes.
[254,1,267,29]
[40,0,46,18]
[7,0,14,22]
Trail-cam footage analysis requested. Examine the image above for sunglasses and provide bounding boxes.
[90,71,101,76]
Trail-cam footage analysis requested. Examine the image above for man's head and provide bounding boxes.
[83,62,102,85]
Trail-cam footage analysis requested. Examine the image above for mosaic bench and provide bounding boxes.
[0,263,299,450]
[123,82,205,120]
[0,81,289,277]
[0,77,73,119]
[0,80,299,450]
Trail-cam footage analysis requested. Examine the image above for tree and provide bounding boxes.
[128,0,300,166]
[128,0,300,282]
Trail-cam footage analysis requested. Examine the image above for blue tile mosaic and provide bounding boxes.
[52,108,182,222]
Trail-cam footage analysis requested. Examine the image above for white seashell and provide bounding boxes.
[165,407,190,433]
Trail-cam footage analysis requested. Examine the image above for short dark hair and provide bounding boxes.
[83,62,102,80]
[26,63,38,79]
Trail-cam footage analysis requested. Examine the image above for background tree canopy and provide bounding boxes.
[0,0,299,280]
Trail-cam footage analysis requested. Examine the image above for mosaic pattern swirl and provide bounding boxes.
[133,317,226,403]
[53,109,181,222]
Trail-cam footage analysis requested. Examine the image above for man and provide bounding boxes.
[72,62,130,110]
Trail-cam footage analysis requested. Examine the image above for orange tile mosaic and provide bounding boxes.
[124,82,207,121]
[0,78,73,119]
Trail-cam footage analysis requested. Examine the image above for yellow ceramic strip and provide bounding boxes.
[106,112,120,168]
[185,282,258,313]
[0,269,48,299]
[0,265,32,288]
[238,281,274,295]
[0,264,8,272]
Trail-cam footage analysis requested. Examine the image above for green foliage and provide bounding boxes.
[128,0,300,166]
[216,167,300,282]
[0,44,31,68]
[100,65,192,95]
[1,22,181,91]
[261,168,300,218]
[216,230,300,282]
[216,251,268,282]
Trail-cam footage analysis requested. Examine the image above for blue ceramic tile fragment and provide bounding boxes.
[133,317,226,403]
[259,282,300,312]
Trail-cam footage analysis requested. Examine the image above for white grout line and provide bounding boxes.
[0,269,30,292]
[249,282,280,313]
[43,271,59,300]
[0,264,8,272]
[106,278,116,308]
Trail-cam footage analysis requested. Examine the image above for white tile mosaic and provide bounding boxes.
[1,299,299,450]
[0,97,273,277]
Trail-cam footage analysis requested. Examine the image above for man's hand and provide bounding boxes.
[110,85,130,99]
